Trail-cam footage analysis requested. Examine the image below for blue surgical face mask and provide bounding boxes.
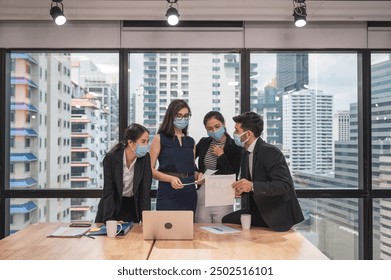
[233,131,249,147]
[173,118,189,130]
[131,144,149,158]
[207,126,226,141]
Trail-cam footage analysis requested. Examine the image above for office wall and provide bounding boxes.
[0,20,389,49]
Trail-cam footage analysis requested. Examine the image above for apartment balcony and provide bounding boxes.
[11,77,39,89]
[224,62,239,68]
[144,69,157,75]
[144,111,156,117]
[144,77,156,83]
[144,94,156,99]
[71,114,92,123]
[10,153,37,163]
[71,132,91,139]
[144,119,156,125]
[144,86,156,91]
[10,177,38,189]
[144,61,157,67]
[10,201,37,215]
[10,128,38,137]
[11,102,38,112]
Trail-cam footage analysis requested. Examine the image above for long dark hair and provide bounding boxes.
[109,123,150,153]
[158,99,191,137]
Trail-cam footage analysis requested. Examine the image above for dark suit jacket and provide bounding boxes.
[95,148,152,223]
[196,135,242,177]
[243,138,304,232]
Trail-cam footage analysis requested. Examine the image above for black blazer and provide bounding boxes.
[244,138,304,232]
[196,135,242,177]
[95,148,152,223]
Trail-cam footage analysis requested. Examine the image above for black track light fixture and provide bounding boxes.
[166,0,180,26]
[293,0,307,27]
[50,0,67,26]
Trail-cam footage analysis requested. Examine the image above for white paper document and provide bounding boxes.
[204,174,236,207]
[48,226,89,238]
[201,225,241,234]
[201,169,218,180]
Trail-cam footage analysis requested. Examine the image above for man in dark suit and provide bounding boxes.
[222,112,304,232]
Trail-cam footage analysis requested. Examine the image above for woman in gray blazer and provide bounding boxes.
[95,123,152,223]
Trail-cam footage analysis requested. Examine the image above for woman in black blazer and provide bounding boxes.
[95,123,152,223]
[195,111,243,223]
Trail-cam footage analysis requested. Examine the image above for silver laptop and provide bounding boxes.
[142,210,194,240]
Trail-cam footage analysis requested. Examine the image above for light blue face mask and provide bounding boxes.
[207,126,226,141]
[173,118,189,130]
[131,144,149,158]
[233,131,248,147]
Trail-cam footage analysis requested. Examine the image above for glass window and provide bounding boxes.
[7,52,119,233]
[250,52,359,189]
[371,53,391,190]
[373,198,391,259]
[296,198,359,259]
[129,52,241,191]
[129,52,241,140]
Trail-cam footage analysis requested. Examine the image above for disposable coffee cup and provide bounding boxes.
[240,214,251,230]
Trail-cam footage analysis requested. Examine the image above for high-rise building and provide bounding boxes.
[10,53,72,233]
[276,53,309,92]
[334,110,350,142]
[294,56,391,259]
[283,89,333,172]
[138,53,254,142]
[256,80,283,146]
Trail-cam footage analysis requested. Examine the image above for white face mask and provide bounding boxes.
[233,131,249,147]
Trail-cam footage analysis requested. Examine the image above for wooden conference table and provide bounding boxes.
[0,223,328,260]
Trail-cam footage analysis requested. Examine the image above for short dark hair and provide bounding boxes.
[232,111,263,138]
[158,99,191,137]
[109,123,149,153]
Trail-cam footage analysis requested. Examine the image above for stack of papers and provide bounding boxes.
[48,227,90,238]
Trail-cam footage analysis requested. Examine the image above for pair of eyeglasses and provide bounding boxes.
[175,113,191,120]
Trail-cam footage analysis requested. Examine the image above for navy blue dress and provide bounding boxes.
[156,132,197,212]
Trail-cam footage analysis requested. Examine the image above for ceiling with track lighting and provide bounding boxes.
[0,0,390,22]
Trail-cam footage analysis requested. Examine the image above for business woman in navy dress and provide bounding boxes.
[149,99,197,212]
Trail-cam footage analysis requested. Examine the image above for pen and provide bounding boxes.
[182,181,196,186]
[84,234,95,239]
[212,227,223,232]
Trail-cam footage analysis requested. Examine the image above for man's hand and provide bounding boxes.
[232,179,252,197]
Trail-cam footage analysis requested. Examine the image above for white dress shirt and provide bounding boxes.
[246,137,260,179]
[122,150,136,197]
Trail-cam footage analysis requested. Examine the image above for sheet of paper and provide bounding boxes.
[201,225,241,234]
[201,169,218,180]
[204,174,235,207]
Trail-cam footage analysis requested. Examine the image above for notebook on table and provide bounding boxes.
[87,222,133,236]
[142,210,194,240]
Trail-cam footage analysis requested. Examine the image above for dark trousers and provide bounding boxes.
[222,195,268,228]
[118,196,138,223]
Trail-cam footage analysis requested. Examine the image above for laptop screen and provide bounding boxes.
[142,210,194,240]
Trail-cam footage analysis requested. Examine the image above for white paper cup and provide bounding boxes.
[106,220,122,238]
[240,214,251,230]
